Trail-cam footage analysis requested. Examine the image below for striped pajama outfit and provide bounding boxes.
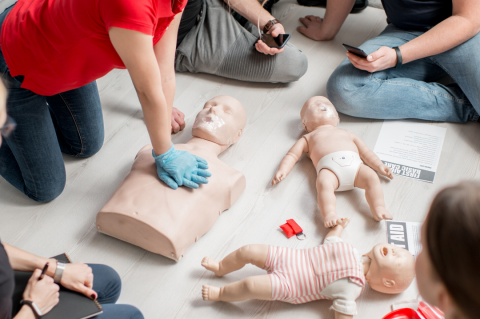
[263,239,365,305]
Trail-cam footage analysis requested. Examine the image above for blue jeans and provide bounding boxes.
[327,24,480,123]
[90,264,144,319]
[0,4,104,202]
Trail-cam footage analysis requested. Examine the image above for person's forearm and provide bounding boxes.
[13,306,36,319]
[225,0,274,30]
[136,89,172,156]
[4,244,57,277]
[400,15,480,64]
[321,0,355,40]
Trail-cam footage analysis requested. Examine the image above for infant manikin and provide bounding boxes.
[96,96,247,261]
[201,218,415,318]
[272,96,394,228]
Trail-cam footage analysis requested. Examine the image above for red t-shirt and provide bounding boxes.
[1,0,186,96]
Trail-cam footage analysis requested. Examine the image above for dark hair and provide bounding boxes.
[426,181,480,319]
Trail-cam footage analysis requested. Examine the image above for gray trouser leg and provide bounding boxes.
[175,0,308,83]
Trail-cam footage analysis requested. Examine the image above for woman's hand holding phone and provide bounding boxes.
[347,46,398,73]
[256,23,286,55]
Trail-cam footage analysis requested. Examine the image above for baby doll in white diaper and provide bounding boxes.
[272,96,394,228]
[201,218,416,319]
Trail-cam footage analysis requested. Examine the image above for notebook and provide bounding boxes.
[12,253,103,319]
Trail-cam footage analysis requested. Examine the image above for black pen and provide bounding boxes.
[38,262,49,280]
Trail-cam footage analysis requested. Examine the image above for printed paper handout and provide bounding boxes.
[384,220,422,258]
[373,121,446,183]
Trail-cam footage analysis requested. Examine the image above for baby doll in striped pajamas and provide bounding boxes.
[201,218,416,319]
[272,96,394,228]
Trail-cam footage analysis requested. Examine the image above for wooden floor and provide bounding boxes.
[1,2,480,318]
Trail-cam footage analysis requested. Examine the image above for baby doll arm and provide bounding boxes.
[272,138,308,185]
[350,133,393,180]
[335,311,353,319]
[325,218,349,239]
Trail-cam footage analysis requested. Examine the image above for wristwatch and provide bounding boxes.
[263,19,280,34]
[392,46,403,69]
[20,300,43,319]
[53,261,65,283]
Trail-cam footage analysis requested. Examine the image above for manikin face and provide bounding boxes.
[364,243,416,294]
[192,95,247,147]
[300,96,339,133]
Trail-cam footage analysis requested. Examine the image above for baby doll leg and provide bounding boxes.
[202,275,272,302]
[354,164,392,221]
[202,244,269,277]
[316,169,343,228]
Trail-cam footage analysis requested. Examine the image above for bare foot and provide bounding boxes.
[201,257,222,276]
[336,217,350,229]
[323,211,341,228]
[202,285,221,301]
[372,207,392,221]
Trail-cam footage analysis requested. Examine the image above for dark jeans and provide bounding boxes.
[90,264,144,319]
[0,4,104,202]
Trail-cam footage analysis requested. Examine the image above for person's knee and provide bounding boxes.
[26,171,66,202]
[91,264,122,303]
[75,133,104,158]
[269,45,308,82]
[327,61,368,117]
[123,305,144,319]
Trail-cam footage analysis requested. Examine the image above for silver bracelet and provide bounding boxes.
[53,261,65,283]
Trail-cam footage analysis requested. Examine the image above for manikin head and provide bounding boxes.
[300,96,340,133]
[363,243,415,294]
[192,95,247,149]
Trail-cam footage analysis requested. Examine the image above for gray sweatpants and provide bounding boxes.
[175,0,308,83]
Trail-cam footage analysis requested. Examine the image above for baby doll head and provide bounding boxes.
[363,243,415,294]
[192,95,247,147]
[300,96,340,133]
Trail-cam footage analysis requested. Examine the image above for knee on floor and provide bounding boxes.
[74,135,104,158]
[26,174,66,203]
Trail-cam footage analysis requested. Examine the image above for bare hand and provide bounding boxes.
[171,107,185,134]
[60,263,97,299]
[272,171,287,185]
[255,23,286,55]
[347,46,397,73]
[378,164,394,179]
[23,269,60,315]
[297,15,330,41]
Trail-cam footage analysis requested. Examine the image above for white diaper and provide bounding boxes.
[316,151,363,192]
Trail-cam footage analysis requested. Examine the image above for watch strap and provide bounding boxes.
[392,46,403,69]
[263,19,280,34]
[53,261,65,284]
[20,300,42,319]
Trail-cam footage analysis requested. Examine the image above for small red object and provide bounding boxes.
[382,308,421,319]
[418,301,444,319]
[280,219,303,238]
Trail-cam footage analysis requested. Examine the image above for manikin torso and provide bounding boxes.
[303,126,359,165]
[97,142,246,261]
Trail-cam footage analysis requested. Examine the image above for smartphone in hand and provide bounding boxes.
[260,33,291,49]
[342,43,368,58]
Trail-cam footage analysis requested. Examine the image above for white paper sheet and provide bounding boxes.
[373,121,446,183]
[384,220,422,258]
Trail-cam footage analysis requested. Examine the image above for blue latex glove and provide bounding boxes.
[152,144,211,189]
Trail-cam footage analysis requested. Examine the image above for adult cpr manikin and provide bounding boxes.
[96,96,247,261]
[201,218,416,319]
[272,96,394,228]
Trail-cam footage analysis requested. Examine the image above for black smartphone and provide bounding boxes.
[260,33,291,49]
[342,43,368,58]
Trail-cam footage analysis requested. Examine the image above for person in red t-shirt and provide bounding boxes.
[0,0,212,202]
